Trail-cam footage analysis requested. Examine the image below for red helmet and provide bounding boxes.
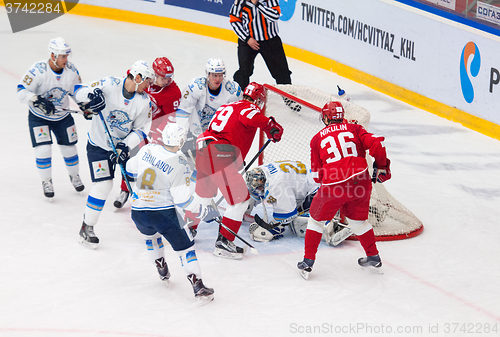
[321,101,344,123]
[153,57,174,78]
[244,82,267,111]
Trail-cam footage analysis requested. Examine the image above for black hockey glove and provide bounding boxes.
[87,88,106,113]
[110,142,129,165]
[77,102,93,120]
[30,95,55,116]
[181,131,197,158]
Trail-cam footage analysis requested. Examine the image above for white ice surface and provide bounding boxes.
[1,11,500,337]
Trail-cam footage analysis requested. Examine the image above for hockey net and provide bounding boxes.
[259,84,423,241]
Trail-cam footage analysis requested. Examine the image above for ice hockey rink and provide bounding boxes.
[1,9,500,337]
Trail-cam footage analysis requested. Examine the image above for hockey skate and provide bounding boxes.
[42,179,54,198]
[213,233,244,260]
[187,274,214,304]
[297,258,314,280]
[70,174,85,192]
[79,222,99,249]
[113,190,129,209]
[358,254,383,274]
[155,257,171,282]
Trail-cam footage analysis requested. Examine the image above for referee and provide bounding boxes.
[229,0,292,90]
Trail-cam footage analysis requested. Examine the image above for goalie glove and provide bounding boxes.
[372,159,391,183]
[86,88,106,114]
[265,117,284,143]
[29,95,55,116]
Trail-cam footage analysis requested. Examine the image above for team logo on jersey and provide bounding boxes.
[200,105,217,128]
[34,62,47,74]
[46,87,68,107]
[267,196,277,204]
[124,99,130,106]
[33,125,51,143]
[66,125,78,143]
[460,41,481,104]
[92,160,110,179]
[107,110,131,133]
[56,76,61,81]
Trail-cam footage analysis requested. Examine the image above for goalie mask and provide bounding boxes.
[244,82,267,111]
[321,101,344,125]
[162,123,186,148]
[245,167,266,201]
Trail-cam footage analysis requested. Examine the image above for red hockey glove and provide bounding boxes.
[372,159,391,183]
[265,117,284,143]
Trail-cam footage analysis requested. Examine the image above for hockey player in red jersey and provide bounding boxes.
[147,57,182,144]
[297,101,391,279]
[194,82,284,259]
[114,57,182,209]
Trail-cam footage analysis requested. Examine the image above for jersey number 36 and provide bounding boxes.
[320,132,358,164]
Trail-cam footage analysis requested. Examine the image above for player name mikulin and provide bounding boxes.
[320,123,348,136]
[141,152,174,173]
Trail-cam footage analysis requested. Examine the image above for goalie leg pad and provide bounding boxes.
[289,214,310,237]
[348,218,373,236]
[249,222,285,242]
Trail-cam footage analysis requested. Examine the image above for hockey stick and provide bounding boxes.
[97,111,138,199]
[58,108,84,114]
[253,207,312,231]
[211,200,258,255]
[243,138,272,174]
[213,138,272,208]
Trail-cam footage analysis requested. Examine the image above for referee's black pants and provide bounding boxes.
[233,35,292,90]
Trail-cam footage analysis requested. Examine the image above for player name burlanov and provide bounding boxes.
[141,152,174,173]
[320,123,348,136]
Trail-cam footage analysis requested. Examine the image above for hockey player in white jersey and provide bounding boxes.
[74,60,153,248]
[17,37,84,198]
[245,160,320,241]
[175,58,241,157]
[126,123,214,302]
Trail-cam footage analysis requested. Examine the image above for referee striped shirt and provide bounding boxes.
[229,0,281,42]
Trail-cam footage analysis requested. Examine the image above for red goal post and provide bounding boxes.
[258,84,423,241]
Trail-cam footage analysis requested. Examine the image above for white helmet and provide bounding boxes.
[162,123,186,147]
[205,58,226,77]
[48,37,71,58]
[129,60,155,82]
